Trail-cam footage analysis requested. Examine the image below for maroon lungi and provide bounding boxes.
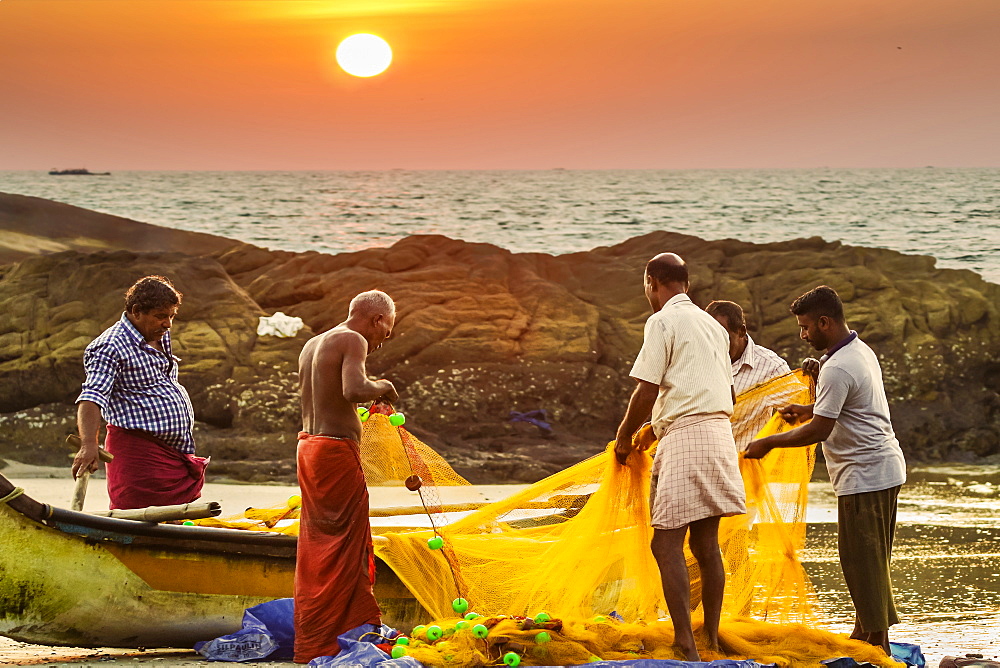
[294,432,381,663]
[104,424,208,510]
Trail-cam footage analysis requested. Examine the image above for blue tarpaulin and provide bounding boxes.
[194,598,924,668]
[308,623,420,667]
[822,643,926,668]
[194,598,295,662]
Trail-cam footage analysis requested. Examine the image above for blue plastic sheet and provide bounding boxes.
[308,623,421,667]
[892,643,926,668]
[822,643,925,668]
[822,658,877,668]
[193,601,286,661]
[585,660,767,668]
[194,598,295,662]
[508,409,553,433]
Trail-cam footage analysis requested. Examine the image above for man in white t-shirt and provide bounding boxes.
[746,285,906,655]
[613,253,746,661]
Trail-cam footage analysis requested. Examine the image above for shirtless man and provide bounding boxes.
[293,290,398,664]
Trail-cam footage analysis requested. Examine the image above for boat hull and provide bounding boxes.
[0,477,426,648]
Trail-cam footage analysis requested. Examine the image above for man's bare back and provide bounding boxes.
[299,314,396,442]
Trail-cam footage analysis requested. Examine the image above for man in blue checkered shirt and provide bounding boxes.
[72,275,207,510]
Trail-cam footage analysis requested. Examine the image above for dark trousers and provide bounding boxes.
[838,485,901,632]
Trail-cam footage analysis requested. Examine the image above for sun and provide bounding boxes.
[336,33,392,78]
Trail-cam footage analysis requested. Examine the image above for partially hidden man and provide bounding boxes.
[73,276,207,510]
[613,253,745,661]
[746,285,906,655]
[295,290,398,663]
[705,299,790,396]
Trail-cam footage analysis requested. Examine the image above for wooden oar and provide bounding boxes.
[88,501,221,522]
[67,434,114,512]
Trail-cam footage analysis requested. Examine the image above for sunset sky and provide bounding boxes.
[1,0,997,170]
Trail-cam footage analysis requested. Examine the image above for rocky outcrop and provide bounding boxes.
[1,192,998,482]
[217,232,1000,463]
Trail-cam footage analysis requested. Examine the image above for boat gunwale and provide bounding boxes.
[1,472,297,555]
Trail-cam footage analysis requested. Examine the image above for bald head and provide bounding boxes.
[645,253,688,288]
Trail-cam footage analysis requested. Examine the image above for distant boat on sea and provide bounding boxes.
[48,168,111,176]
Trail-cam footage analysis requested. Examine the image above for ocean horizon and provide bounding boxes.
[2,167,998,283]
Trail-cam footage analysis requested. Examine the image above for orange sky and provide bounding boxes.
[1,0,997,170]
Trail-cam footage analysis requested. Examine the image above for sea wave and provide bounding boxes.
[3,168,998,282]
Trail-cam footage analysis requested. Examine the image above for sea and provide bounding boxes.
[1,169,999,665]
[1,168,999,283]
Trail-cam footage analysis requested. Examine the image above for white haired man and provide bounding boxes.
[294,289,399,663]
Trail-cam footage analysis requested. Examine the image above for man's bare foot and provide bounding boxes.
[673,643,701,662]
[866,631,890,655]
[716,634,739,656]
[848,628,891,655]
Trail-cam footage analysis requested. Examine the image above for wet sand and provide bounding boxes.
[3,467,999,666]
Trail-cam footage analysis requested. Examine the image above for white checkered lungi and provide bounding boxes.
[650,412,747,530]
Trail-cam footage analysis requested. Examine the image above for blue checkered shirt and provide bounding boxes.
[76,313,196,454]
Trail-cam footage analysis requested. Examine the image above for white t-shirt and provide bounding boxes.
[813,337,907,496]
[630,293,734,438]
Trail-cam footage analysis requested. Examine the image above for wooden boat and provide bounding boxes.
[0,473,427,649]
[47,168,111,175]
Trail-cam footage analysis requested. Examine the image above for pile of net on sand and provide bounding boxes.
[386,614,900,667]
[198,371,904,667]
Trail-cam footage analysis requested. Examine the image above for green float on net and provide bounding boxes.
[533,612,551,624]
[464,612,480,620]
[182,521,194,526]
[395,636,410,646]
[472,624,489,639]
[412,625,426,635]
[391,646,407,659]
[426,625,443,641]
[455,621,470,630]
[452,597,469,614]
[389,412,406,426]
[503,652,521,667]
[535,632,551,644]
[427,536,444,550]
[357,406,370,422]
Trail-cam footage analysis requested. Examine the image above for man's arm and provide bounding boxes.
[73,344,116,480]
[341,333,398,404]
[744,414,834,459]
[614,380,659,465]
[73,401,103,479]
[748,363,851,459]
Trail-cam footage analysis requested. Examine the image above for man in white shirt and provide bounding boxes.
[613,253,745,661]
[746,285,906,656]
[705,300,790,396]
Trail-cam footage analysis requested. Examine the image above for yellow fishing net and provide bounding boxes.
[394,615,897,668]
[373,371,817,626]
[197,371,900,667]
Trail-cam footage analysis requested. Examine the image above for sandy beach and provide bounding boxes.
[3,463,1000,666]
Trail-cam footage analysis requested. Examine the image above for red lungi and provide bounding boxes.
[104,424,208,510]
[294,432,380,664]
